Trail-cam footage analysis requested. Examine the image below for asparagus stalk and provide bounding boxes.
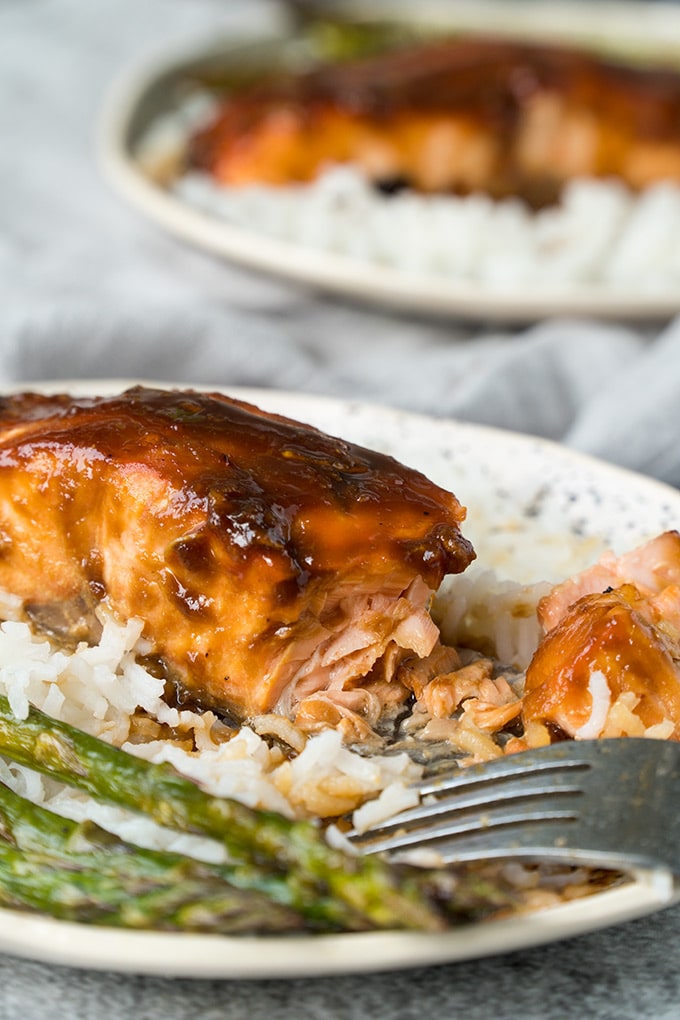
[0,780,306,932]
[0,777,351,930]
[0,698,446,931]
[0,773,513,931]
[0,837,307,933]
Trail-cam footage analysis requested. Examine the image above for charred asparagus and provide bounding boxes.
[0,779,307,932]
[0,698,447,931]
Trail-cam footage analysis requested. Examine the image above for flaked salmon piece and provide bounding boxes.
[395,642,462,701]
[0,387,474,720]
[523,533,680,745]
[461,697,522,733]
[538,531,680,633]
[418,659,494,720]
[523,585,680,740]
[294,689,384,743]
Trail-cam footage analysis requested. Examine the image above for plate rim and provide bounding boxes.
[0,379,679,976]
[0,870,674,979]
[97,1,680,322]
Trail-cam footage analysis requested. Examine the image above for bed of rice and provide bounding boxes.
[137,94,680,293]
[0,571,545,867]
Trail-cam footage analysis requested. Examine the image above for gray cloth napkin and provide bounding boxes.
[3,0,680,488]
[2,0,680,489]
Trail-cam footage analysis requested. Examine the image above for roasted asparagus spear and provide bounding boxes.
[0,698,447,931]
[0,778,307,932]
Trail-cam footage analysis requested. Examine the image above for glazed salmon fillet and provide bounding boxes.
[0,387,474,720]
[522,533,680,741]
[189,36,680,206]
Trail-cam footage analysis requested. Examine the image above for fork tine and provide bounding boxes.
[415,743,594,798]
[359,813,586,865]
[374,815,592,867]
[351,778,582,855]
[348,743,592,846]
[349,745,590,859]
[348,739,680,874]
[354,763,587,841]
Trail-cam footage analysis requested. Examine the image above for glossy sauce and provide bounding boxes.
[190,36,680,204]
[523,586,680,735]
[0,387,474,717]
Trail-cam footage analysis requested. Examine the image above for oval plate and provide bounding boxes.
[98,1,680,322]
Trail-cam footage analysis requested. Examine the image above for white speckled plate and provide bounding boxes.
[98,1,680,322]
[0,380,678,977]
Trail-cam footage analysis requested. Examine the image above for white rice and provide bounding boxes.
[137,97,680,293]
[434,568,551,671]
[573,669,611,740]
[0,603,430,860]
[175,167,680,291]
[1,559,667,872]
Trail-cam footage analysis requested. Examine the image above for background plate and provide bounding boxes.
[98,1,680,322]
[0,380,677,976]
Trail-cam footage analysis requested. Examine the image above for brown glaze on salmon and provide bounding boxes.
[522,534,680,742]
[523,585,680,738]
[0,387,474,720]
[189,36,680,205]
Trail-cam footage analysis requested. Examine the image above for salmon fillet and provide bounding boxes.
[189,36,680,206]
[523,585,680,739]
[0,387,474,720]
[522,534,680,740]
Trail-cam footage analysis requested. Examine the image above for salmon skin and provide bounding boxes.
[0,387,474,720]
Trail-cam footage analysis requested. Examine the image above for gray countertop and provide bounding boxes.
[3,1,680,1016]
[2,904,680,1020]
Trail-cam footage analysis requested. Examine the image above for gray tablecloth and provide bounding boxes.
[3,1,680,1017]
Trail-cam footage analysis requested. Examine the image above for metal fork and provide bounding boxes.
[348,739,680,876]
